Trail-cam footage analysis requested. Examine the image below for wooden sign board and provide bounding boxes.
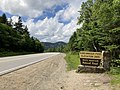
[80,51,102,66]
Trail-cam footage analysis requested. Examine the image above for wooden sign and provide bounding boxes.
[80,51,102,66]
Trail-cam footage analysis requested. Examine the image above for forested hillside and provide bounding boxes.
[43,42,66,52]
[0,14,44,54]
[67,0,120,59]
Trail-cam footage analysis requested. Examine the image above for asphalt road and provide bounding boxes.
[0,53,59,75]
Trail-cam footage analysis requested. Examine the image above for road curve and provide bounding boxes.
[0,53,59,75]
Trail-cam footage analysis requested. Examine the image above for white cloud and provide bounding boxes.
[24,17,66,42]
[23,11,79,42]
[11,16,19,24]
[1,0,87,42]
[61,0,86,21]
[0,0,62,18]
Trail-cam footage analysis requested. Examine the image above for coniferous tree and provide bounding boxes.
[67,0,120,59]
[2,13,7,24]
[0,15,44,53]
[14,16,23,34]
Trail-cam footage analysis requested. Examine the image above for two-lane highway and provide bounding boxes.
[0,53,59,75]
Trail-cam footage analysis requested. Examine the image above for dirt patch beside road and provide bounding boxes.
[0,53,113,90]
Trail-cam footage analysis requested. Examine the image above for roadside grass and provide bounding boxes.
[0,51,35,57]
[65,52,120,87]
[109,67,120,87]
[65,52,80,71]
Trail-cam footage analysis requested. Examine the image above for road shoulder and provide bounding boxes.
[0,53,113,90]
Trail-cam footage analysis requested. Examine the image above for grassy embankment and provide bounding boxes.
[0,52,35,57]
[65,52,120,87]
[109,67,120,87]
[65,52,80,71]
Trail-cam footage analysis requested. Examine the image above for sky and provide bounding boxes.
[0,0,86,43]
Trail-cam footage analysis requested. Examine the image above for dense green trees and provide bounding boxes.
[0,13,44,53]
[43,42,66,52]
[46,45,65,52]
[67,0,120,59]
[0,14,7,24]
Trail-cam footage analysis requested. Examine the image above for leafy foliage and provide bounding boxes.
[110,67,120,86]
[0,13,44,53]
[67,0,120,60]
[65,52,80,70]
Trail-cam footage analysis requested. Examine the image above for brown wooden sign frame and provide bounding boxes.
[80,51,102,66]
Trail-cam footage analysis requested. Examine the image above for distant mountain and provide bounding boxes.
[42,42,67,50]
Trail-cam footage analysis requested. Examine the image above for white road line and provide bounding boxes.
[0,53,60,76]
[0,54,50,63]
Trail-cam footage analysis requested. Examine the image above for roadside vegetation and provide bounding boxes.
[65,52,80,71]
[64,0,120,87]
[109,67,120,87]
[110,59,120,86]
[65,53,120,86]
[0,14,44,57]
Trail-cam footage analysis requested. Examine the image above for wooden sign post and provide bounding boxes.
[77,51,111,73]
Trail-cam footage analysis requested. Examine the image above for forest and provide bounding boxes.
[67,0,120,60]
[0,14,44,55]
[0,0,120,60]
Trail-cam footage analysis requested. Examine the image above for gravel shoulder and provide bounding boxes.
[0,53,114,90]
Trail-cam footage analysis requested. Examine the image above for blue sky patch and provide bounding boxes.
[33,3,68,22]
[0,10,3,16]
[0,10,28,22]
[0,3,69,24]
[0,10,14,18]
[0,0,84,43]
